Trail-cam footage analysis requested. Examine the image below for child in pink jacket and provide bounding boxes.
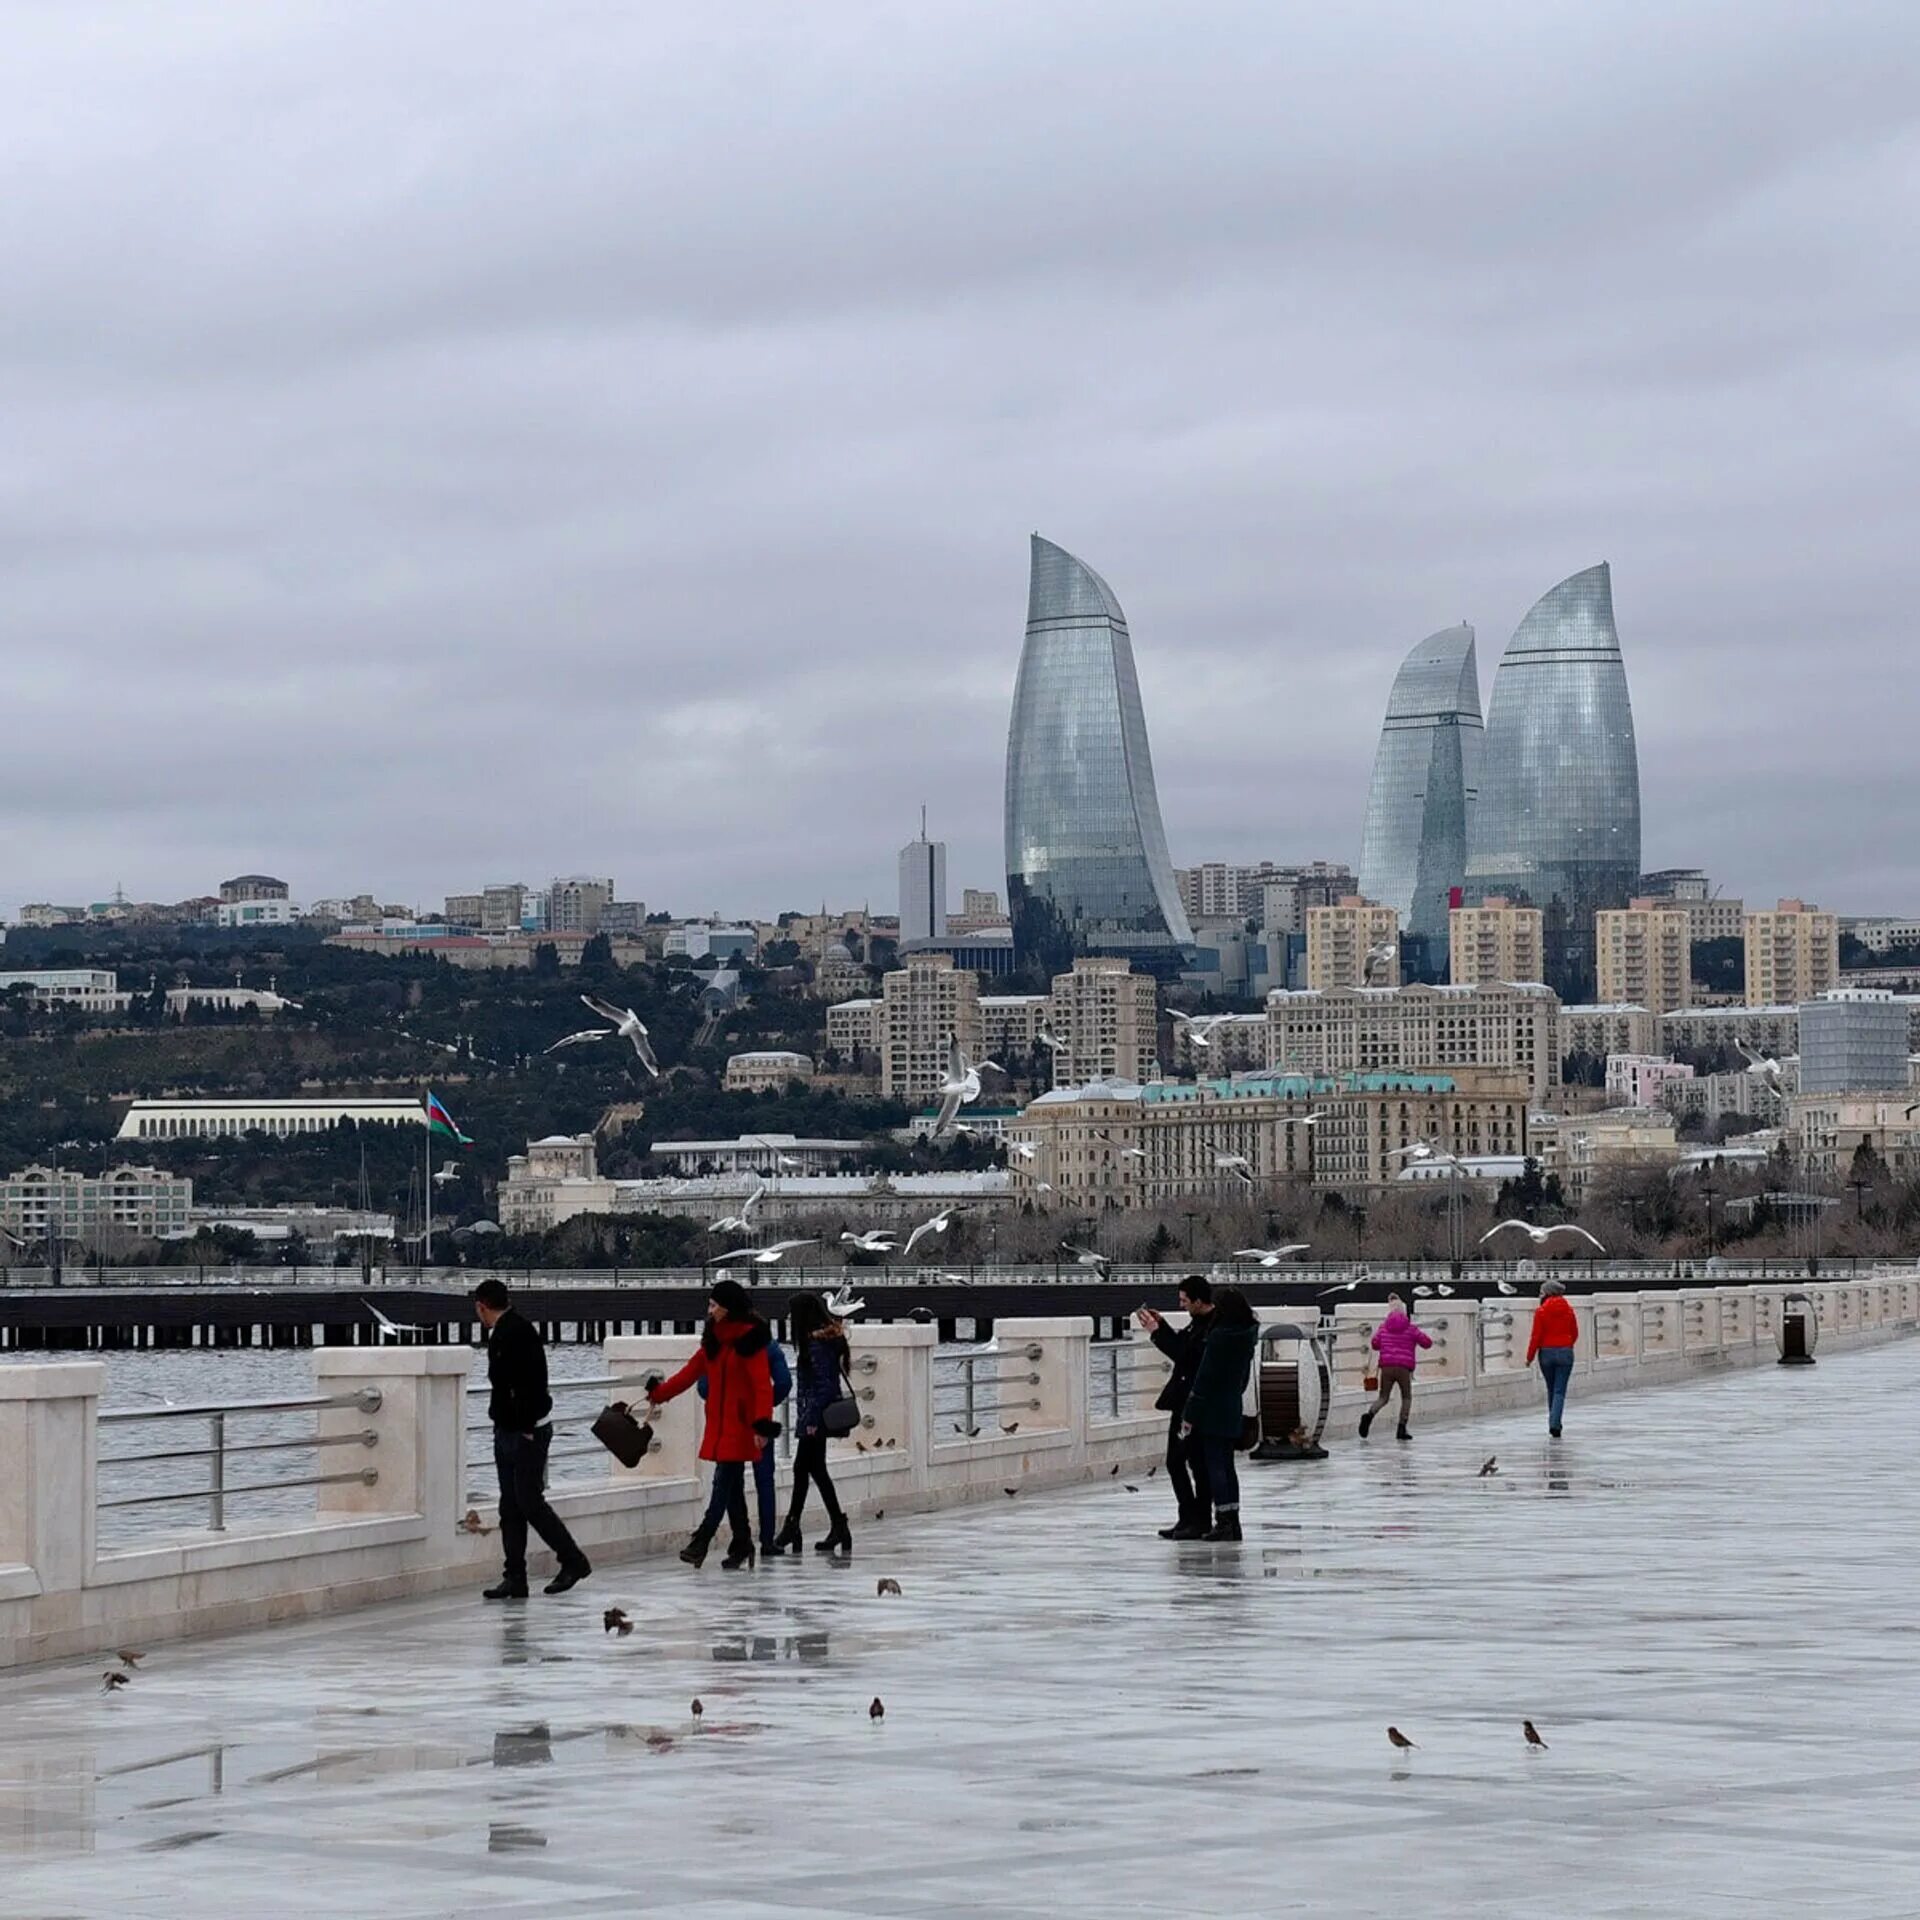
[1358,1296,1432,1442]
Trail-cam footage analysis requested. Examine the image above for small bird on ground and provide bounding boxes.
[1001,1422,1020,1434]
[872,1509,884,1521]
[869,1697,885,1721]
[116,1649,144,1669]
[1479,1457,1498,1477]
[1386,1726,1417,1750]
[460,1510,491,1535]
[690,1698,704,1719]
[603,1607,632,1635]
[876,1578,902,1597]
[101,1671,131,1692]
[1003,1487,1019,1497]
[1524,1720,1548,1750]
[1109,1463,1120,1476]
[1124,1484,1139,1493]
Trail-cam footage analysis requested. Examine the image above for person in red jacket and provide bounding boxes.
[1525,1277,1579,1437]
[648,1278,778,1569]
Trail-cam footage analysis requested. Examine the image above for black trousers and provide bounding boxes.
[494,1426,585,1584]
[1166,1414,1209,1523]
[785,1429,844,1526]
[1196,1434,1240,1514]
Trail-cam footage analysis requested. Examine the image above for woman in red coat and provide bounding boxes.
[1525,1277,1579,1438]
[648,1278,777,1569]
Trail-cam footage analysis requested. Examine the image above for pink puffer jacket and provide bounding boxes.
[1371,1310,1433,1371]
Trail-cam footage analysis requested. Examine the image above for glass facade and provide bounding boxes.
[1005,535,1193,975]
[1357,624,1482,981]
[1466,563,1641,1001]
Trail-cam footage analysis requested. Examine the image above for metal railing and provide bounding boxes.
[1087,1338,1172,1421]
[98,1388,382,1533]
[933,1342,1042,1437]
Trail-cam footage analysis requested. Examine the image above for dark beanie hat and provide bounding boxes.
[709,1277,753,1317]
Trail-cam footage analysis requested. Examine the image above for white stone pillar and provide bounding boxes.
[0,1361,104,1598]
[313,1346,472,1522]
[603,1334,704,1485]
[846,1321,936,1496]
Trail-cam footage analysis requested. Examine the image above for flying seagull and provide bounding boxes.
[1005,1140,1038,1161]
[708,1239,816,1267]
[824,1286,868,1318]
[1060,1243,1112,1279]
[840,1230,896,1253]
[902,1206,964,1259]
[1170,1011,1226,1048]
[1036,1022,1064,1052]
[364,1300,407,1341]
[709,1183,767,1236]
[1363,941,1397,986]
[582,995,663,1075]
[1480,1220,1606,1252]
[1233,1244,1311,1266]
[931,1038,999,1138]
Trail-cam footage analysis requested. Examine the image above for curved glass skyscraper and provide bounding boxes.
[1005,534,1193,976]
[1466,562,1641,1001]
[1357,624,1482,981]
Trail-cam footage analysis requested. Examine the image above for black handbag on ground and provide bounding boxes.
[592,1401,655,1468]
[819,1357,860,1438]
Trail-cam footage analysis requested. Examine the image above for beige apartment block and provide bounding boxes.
[1559,1004,1660,1064]
[879,954,981,1105]
[1005,1067,1530,1209]
[1792,1092,1920,1181]
[1596,899,1694,1015]
[1305,897,1400,991]
[1745,899,1839,1007]
[979,994,1050,1071]
[825,997,882,1062]
[1049,957,1159,1086]
[1449,896,1544,986]
[1266,981,1559,1102]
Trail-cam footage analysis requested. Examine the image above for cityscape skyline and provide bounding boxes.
[3,8,1917,919]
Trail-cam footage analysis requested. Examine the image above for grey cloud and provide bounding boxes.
[2,2,1917,918]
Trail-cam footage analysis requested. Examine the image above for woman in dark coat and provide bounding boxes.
[648,1278,777,1569]
[1179,1287,1260,1542]
[772,1292,852,1557]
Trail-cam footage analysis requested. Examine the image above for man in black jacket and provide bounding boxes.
[473,1279,590,1599]
[1135,1275,1214,1540]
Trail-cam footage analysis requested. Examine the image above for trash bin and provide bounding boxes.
[1250,1322,1331,1460]
[1777,1290,1818,1366]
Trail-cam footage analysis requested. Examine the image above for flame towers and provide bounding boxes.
[1358,624,1483,980]
[1005,534,1192,976]
[1466,562,1641,1001]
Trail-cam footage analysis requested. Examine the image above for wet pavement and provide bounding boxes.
[4,1342,1918,1917]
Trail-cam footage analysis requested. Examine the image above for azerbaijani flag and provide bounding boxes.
[425,1092,471,1147]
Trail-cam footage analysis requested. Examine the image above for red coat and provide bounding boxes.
[1526,1295,1579,1363]
[652,1317,775,1463]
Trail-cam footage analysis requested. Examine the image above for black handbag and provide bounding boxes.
[819,1356,860,1438]
[592,1401,655,1469]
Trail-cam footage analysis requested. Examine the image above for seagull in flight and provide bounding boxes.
[1212,1151,1256,1187]
[1060,1243,1112,1279]
[1363,941,1397,986]
[432,1163,460,1186]
[824,1286,868,1318]
[581,995,662,1075]
[1233,1244,1311,1266]
[840,1230,896,1254]
[708,1239,817,1267]
[364,1300,408,1340]
[708,1183,766,1236]
[1005,1140,1038,1161]
[902,1206,964,1258]
[1036,1022,1065,1052]
[1734,1040,1791,1089]
[931,1037,999,1138]
[1481,1220,1606,1252]
[1318,1276,1365,1295]
[1171,1011,1227,1048]
[1094,1128,1146,1160]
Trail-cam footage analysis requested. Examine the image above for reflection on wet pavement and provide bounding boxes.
[4,1342,1920,1916]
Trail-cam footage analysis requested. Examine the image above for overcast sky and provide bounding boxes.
[4,3,1917,922]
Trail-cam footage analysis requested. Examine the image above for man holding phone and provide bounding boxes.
[1135,1274,1214,1540]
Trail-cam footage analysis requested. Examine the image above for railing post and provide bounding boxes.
[992,1317,1092,1448]
[0,1361,104,1600]
[209,1411,226,1534]
[313,1346,471,1520]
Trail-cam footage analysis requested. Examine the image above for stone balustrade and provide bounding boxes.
[4,1274,1917,1670]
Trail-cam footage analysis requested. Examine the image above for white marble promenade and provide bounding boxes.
[4,1342,1918,1918]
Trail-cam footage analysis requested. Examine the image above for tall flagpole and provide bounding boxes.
[424,1095,433,1276]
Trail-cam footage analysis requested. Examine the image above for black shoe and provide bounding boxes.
[1549,1426,1563,1438]
[720,1538,756,1571]
[1357,1411,1374,1439]
[1160,1519,1207,1540]
[817,1519,851,1557]
[772,1519,803,1556]
[762,1535,786,1558]
[483,1578,528,1601]
[1396,1427,1411,1443]
[544,1559,591,1595]
[1203,1514,1243,1542]
[679,1530,713,1568]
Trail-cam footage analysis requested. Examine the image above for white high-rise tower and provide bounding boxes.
[898,808,948,943]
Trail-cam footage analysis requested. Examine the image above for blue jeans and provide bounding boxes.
[697,1459,752,1546]
[699,1443,776,1540]
[1537,1346,1575,1432]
